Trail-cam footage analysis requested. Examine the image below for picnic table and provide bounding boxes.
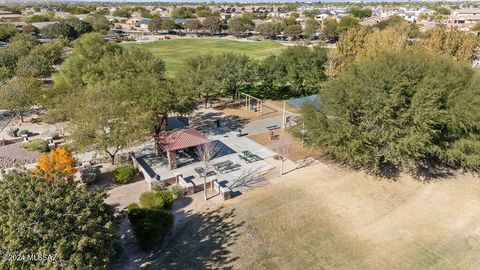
[214,160,233,173]
[213,160,241,174]
[239,150,261,163]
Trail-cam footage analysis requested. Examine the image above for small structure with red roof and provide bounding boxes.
[155,128,210,169]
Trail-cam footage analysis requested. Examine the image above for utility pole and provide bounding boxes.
[281,101,286,131]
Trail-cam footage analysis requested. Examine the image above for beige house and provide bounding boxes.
[448,8,480,24]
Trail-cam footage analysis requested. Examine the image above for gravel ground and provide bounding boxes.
[0,142,40,169]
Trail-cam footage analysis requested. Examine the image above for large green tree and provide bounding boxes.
[202,16,222,35]
[301,51,480,174]
[15,53,52,78]
[178,53,255,105]
[303,18,319,40]
[177,54,223,107]
[0,33,39,81]
[0,170,117,270]
[321,17,339,42]
[283,24,302,40]
[338,16,359,34]
[228,16,254,36]
[255,21,283,39]
[65,17,93,36]
[84,14,110,34]
[50,33,194,163]
[348,8,372,19]
[184,19,202,33]
[216,53,255,99]
[259,46,329,98]
[41,22,78,40]
[0,77,41,122]
[171,7,195,19]
[0,23,17,41]
[148,17,162,33]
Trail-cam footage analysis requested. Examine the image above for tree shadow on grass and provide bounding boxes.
[143,206,243,270]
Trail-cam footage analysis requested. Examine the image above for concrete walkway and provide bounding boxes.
[104,180,150,210]
[241,115,298,135]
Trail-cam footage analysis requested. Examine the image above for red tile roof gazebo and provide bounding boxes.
[155,128,210,169]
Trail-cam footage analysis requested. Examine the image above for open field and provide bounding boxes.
[146,164,480,270]
[123,38,285,74]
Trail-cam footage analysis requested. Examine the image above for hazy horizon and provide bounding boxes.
[1,0,477,3]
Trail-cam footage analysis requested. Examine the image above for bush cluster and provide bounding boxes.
[127,189,177,249]
[80,166,101,184]
[127,196,174,250]
[112,165,136,184]
[151,180,167,191]
[169,184,185,199]
[22,139,48,152]
[139,191,173,210]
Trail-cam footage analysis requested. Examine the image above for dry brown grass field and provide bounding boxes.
[147,163,480,270]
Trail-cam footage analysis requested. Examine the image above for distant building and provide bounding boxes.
[448,8,480,24]
[0,10,22,22]
[31,21,57,30]
[360,16,385,26]
[138,18,151,30]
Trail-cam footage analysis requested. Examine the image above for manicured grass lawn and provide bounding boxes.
[123,38,285,75]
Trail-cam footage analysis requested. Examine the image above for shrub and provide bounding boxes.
[80,166,100,184]
[169,184,185,199]
[43,109,68,124]
[139,191,173,210]
[112,165,136,184]
[33,147,76,180]
[127,203,140,211]
[23,139,48,152]
[47,132,60,140]
[151,181,167,192]
[127,207,174,250]
[127,204,145,224]
[115,153,131,166]
[6,127,18,137]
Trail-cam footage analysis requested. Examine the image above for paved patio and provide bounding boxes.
[134,128,277,196]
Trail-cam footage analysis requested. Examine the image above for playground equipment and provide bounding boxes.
[235,91,263,116]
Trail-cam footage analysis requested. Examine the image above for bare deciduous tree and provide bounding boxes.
[196,140,219,200]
